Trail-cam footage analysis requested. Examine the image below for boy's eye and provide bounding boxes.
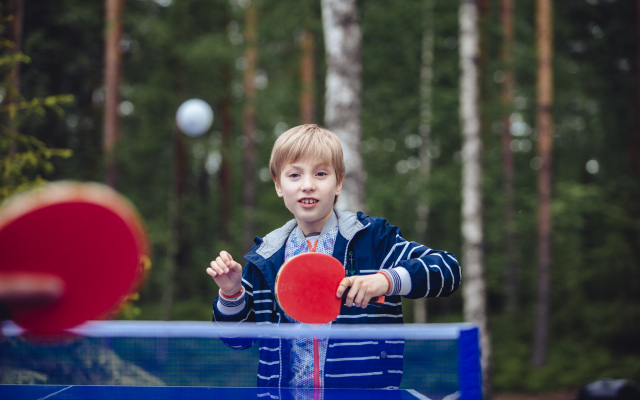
[289,173,300,178]
[316,172,327,177]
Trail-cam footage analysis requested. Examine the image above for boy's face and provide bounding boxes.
[275,160,343,235]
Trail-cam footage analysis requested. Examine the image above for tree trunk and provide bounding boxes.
[459,0,490,394]
[219,64,233,244]
[4,0,24,156]
[300,0,315,124]
[635,0,640,181]
[161,4,189,321]
[103,0,124,188]
[243,1,258,250]
[6,0,23,87]
[533,0,554,368]
[414,0,436,324]
[501,0,518,314]
[219,5,233,245]
[161,126,186,321]
[321,0,364,212]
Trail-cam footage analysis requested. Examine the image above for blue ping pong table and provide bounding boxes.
[0,384,433,400]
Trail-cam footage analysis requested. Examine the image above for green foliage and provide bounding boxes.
[0,17,72,202]
[482,0,640,392]
[0,49,30,68]
[0,128,72,201]
[493,319,640,393]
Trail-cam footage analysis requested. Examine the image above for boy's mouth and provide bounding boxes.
[299,198,318,205]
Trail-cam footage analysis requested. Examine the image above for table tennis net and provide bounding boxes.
[0,321,481,400]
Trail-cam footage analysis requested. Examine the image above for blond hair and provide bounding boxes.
[269,124,345,185]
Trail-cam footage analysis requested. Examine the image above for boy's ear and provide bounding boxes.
[274,178,284,197]
[335,174,344,195]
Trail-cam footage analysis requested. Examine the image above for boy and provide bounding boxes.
[207,124,461,390]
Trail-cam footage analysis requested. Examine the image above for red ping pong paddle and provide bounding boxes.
[274,252,384,324]
[0,181,149,334]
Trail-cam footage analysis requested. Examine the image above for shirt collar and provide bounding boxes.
[293,210,338,241]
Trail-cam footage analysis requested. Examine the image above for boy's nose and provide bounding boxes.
[300,177,315,191]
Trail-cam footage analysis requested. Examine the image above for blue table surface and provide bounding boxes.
[0,384,432,400]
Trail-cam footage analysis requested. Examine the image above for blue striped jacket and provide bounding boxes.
[212,209,461,389]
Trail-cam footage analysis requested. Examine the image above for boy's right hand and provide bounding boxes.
[206,251,243,296]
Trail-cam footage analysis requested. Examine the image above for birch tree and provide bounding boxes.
[321,0,364,212]
[459,0,490,392]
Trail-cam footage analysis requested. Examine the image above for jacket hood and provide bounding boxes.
[252,208,364,261]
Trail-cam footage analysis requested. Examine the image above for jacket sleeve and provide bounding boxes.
[373,218,461,299]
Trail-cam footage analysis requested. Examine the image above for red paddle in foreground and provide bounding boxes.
[0,182,149,335]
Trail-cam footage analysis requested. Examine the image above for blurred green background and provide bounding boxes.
[2,0,639,395]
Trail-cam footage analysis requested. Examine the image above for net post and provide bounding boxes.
[457,325,482,400]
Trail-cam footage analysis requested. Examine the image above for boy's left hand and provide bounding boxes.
[336,274,389,308]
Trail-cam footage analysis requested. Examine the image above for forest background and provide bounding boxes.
[1,0,639,396]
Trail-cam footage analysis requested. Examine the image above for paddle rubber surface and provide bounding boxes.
[275,252,345,324]
[0,182,149,334]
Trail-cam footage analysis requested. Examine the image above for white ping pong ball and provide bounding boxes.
[175,99,214,137]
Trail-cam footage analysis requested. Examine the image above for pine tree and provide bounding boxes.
[0,8,72,202]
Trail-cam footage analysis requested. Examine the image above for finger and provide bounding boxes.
[211,259,228,275]
[215,256,230,273]
[357,289,372,308]
[206,267,217,278]
[350,277,373,308]
[209,259,222,273]
[220,251,234,263]
[227,260,242,273]
[345,279,360,307]
[353,287,365,307]
[336,277,352,298]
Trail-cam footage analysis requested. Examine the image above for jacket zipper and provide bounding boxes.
[342,222,371,267]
